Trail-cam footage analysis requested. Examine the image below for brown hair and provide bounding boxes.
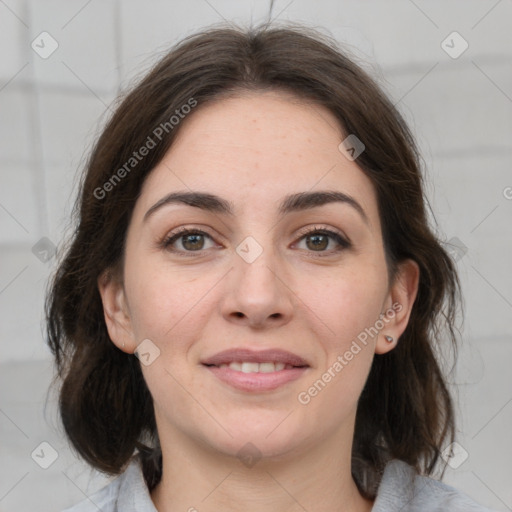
[46,23,461,497]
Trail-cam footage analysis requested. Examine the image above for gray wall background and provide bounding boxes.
[0,0,511,510]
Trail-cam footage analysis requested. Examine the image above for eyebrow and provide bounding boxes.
[143,190,369,225]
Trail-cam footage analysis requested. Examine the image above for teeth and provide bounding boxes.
[259,362,276,373]
[224,362,290,373]
[241,362,259,373]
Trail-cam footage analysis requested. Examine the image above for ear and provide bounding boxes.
[97,269,136,354]
[375,259,420,355]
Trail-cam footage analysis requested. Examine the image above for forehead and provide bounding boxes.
[133,91,379,228]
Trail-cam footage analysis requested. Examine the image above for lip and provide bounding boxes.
[201,348,309,367]
[201,348,310,392]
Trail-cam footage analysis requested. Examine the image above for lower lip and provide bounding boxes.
[204,365,308,392]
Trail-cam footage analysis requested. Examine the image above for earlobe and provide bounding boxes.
[375,259,420,355]
[97,269,136,353]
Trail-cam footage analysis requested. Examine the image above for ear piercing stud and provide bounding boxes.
[384,335,394,343]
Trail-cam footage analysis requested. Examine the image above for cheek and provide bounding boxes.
[123,256,218,349]
[300,264,388,350]
[296,273,382,419]
[295,266,387,415]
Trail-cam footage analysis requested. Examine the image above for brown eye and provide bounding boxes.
[162,229,216,253]
[295,228,351,254]
[181,233,205,251]
[305,233,329,251]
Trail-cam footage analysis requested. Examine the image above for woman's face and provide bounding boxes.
[100,90,417,461]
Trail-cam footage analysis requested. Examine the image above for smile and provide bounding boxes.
[216,362,293,373]
[201,348,310,392]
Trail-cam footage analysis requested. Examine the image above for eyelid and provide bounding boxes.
[292,225,351,254]
[164,225,221,240]
[159,226,219,253]
[294,224,350,244]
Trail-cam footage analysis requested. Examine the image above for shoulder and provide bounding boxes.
[61,457,157,512]
[373,459,496,512]
[61,476,121,512]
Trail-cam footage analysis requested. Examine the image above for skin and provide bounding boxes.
[99,90,419,512]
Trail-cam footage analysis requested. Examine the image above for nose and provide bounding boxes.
[220,244,294,329]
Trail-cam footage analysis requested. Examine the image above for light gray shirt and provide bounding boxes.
[63,457,495,511]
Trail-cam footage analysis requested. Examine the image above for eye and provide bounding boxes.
[161,228,217,254]
[160,225,351,257]
[294,226,351,254]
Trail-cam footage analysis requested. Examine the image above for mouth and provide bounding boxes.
[210,361,299,373]
[201,348,310,392]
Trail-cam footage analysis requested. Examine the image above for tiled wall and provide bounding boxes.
[1,1,511,510]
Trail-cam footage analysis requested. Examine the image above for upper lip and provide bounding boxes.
[201,348,309,367]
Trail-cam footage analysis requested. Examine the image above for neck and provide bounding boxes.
[151,428,373,512]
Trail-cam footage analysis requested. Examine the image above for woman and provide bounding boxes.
[47,23,495,511]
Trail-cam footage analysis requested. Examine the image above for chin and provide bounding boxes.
[194,409,312,463]
[209,432,305,466]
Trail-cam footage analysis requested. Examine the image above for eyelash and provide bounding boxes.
[295,226,351,254]
[160,225,351,257]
